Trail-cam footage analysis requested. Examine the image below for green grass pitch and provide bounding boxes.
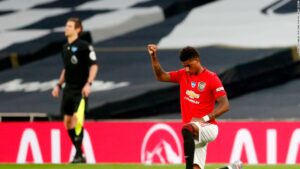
[0,164,299,169]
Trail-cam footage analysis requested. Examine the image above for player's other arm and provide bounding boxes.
[207,95,230,121]
[52,69,65,97]
[147,44,170,82]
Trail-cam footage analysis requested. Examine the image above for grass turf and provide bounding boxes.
[0,164,299,169]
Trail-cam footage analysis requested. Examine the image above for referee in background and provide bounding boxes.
[52,17,98,163]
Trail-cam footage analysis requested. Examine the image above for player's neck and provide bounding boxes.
[195,65,204,75]
[67,34,78,44]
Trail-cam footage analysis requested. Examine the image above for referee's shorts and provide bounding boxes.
[61,85,87,116]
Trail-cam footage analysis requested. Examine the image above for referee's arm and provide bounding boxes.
[82,64,98,97]
[52,69,65,97]
[87,64,98,85]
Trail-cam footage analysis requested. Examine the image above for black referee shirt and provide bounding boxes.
[62,38,97,88]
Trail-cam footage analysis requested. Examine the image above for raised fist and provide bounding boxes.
[147,44,157,56]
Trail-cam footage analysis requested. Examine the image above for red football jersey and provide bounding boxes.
[169,68,226,124]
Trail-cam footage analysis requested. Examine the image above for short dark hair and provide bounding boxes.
[67,17,83,35]
[179,46,200,62]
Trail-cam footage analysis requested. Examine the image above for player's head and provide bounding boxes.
[179,46,202,75]
[65,17,83,37]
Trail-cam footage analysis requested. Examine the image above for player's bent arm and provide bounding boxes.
[207,95,230,121]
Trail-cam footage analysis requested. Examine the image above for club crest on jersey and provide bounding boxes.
[198,82,206,91]
[71,46,78,53]
[71,55,78,64]
[191,82,196,88]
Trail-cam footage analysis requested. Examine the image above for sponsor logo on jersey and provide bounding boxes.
[198,82,206,91]
[141,123,182,164]
[186,90,200,99]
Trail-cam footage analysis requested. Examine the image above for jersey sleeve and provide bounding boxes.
[87,45,97,65]
[169,69,184,83]
[211,74,227,99]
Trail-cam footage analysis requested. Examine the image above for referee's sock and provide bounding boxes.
[67,128,76,145]
[74,127,84,156]
[181,126,195,169]
[68,128,84,156]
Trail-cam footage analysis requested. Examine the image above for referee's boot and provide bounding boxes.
[71,153,86,164]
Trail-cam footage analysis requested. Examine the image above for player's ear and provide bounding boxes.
[76,28,82,34]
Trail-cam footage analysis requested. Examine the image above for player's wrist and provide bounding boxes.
[86,81,92,86]
[202,115,210,122]
[56,83,62,89]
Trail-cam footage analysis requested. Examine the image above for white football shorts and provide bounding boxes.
[190,121,219,169]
